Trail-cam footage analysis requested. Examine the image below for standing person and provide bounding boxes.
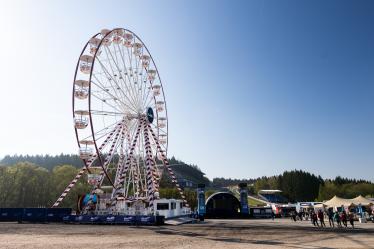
[327,209,334,227]
[348,212,355,229]
[298,211,303,221]
[292,211,297,222]
[318,209,326,227]
[341,211,348,228]
[312,211,319,227]
[334,211,341,227]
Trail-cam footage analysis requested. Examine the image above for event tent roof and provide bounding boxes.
[322,195,373,208]
[323,196,354,207]
[352,195,373,206]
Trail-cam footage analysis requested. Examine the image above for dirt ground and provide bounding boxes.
[0,218,373,249]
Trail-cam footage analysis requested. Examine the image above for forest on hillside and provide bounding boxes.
[1,155,374,209]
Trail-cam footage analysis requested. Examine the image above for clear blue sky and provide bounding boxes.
[0,0,373,180]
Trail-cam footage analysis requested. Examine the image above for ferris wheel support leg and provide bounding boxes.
[142,118,158,211]
[113,128,126,186]
[147,124,189,207]
[111,121,142,205]
[51,123,121,208]
[92,124,123,192]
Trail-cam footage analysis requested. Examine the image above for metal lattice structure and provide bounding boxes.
[52,28,188,215]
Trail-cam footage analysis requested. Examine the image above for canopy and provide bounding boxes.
[322,195,374,208]
[351,195,373,206]
[323,196,355,208]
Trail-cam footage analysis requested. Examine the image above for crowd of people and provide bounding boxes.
[290,209,355,229]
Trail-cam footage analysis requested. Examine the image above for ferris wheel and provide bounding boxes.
[52,28,187,212]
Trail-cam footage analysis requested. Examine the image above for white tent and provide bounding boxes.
[351,195,373,206]
[322,196,355,208]
[321,195,374,209]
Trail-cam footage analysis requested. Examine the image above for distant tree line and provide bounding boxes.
[213,170,374,202]
[0,155,208,210]
[1,155,374,207]
[1,154,84,170]
[251,170,374,202]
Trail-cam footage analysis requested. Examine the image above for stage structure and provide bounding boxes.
[52,28,190,218]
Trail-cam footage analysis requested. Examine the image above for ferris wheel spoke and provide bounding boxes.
[139,71,151,110]
[80,119,121,141]
[90,109,124,116]
[102,46,137,107]
[133,51,143,108]
[105,44,141,110]
[124,46,141,106]
[91,77,137,113]
[91,74,129,109]
[95,57,137,111]
[117,43,143,110]
[111,43,138,103]
[91,92,125,113]
[144,95,156,111]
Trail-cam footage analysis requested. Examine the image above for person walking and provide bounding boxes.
[348,212,355,229]
[312,211,319,227]
[341,211,348,228]
[292,211,297,222]
[318,209,326,227]
[334,211,341,227]
[327,209,334,227]
[298,211,303,221]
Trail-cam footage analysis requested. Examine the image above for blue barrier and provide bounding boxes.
[45,208,71,222]
[0,208,72,223]
[0,209,164,225]
[0,208,23,222]
[21,208,47,223]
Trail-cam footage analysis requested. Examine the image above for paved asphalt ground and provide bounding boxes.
[0,218,373,249]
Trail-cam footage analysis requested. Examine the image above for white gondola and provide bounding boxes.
[147,69,156,81]
[152,85,161,96]
[101,29,111,36]
[101,29,113,46]
[102,37,112,46]
[74,80,89,99]
[112,30,123,44]
[79,140,94,159]
[79,148,93,160]
[79,55,93,74]
[74,110,89,129]
[141,55,150,68]
[123,33,133,47]
[156,101,164,112]
[159,134,167,144]
[132,42,143,55]
[89,37,101,55]
[158,117,166,128]
[74,117,89,129]
[74,89,88,99]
